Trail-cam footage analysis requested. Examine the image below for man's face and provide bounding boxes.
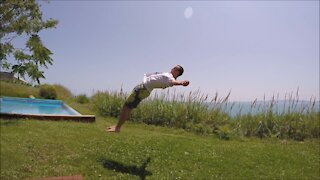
[171,66,181,76]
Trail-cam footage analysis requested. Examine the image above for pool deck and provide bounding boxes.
[0,113,95,122]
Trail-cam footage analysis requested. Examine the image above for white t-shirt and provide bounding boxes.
[143,72,175,92]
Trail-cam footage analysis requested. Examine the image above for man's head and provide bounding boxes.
[171,65,184,78]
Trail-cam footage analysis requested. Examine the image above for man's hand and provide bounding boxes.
[182,80,190,86]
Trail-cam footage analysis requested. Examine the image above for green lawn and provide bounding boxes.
[1,117,319,180]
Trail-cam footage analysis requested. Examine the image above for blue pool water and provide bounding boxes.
[0,97,81,115]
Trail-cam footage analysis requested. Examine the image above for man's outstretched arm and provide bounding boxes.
[171,80,190,86]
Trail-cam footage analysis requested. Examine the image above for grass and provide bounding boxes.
[0,81,73,100]
[1,117,319,180]
[1,81,319,179]
[0,81,39,98]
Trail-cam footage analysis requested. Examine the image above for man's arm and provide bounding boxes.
[171,80,190,86]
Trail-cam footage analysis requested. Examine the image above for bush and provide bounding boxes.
[39,84,57,99]
[216,124,232,140]
[76,94,90,104]
[52,84,73,100]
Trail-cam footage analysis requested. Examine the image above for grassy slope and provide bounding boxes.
[1,117,319,180]
[0,81,39,98]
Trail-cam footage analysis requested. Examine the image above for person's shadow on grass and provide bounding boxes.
[99,157,152,180]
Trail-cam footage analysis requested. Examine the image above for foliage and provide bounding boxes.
[52,84,73,100]
[0,0,58,84]
[75,94,90,104]
[216,124,232,140]
[1,81,319,140]
[91,91,125,118]
[0,81,74,102]
[92,89,319,140]
[0,80,38,98]
[38,84,57,100]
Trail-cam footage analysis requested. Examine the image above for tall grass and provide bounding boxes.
[233,92,319,140]
[91,88,319,140]
[91,90,126,118]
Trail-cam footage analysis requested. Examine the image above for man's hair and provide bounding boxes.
[176,65,184,77]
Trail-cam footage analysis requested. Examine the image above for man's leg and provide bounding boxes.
[106,84,150,133]
[117,105,132,129]
[107,105,132,132]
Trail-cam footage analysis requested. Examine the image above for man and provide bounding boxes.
[107,65,190,133]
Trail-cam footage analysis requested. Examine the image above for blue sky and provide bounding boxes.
[19,1,319,101]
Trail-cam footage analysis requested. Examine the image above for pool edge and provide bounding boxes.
[0,113,95,122]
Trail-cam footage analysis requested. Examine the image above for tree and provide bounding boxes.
[0,0,58,84]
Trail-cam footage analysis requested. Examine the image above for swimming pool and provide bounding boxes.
[0,97,95,122]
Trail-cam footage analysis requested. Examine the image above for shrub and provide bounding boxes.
[215,124,232,140]
[52,84,73,100]
[76,94,90,104]
[39,84,57,99]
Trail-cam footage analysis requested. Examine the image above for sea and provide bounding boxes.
[208,100,320,117]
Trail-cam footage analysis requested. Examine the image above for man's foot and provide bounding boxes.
[106,125,120,133]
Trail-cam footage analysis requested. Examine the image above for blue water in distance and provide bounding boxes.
[209,100,320,117]
[0,97,80,115]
